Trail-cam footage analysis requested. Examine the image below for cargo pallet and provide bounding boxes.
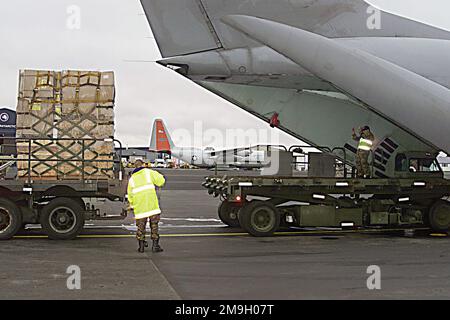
[203,149,450,237]
[0,138,127,240]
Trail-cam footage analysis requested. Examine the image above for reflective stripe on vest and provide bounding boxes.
[129,177,136,188]
[145,170,152,184]
[358,138,373,151]
[134,208,161,220]
[130,184,155,195]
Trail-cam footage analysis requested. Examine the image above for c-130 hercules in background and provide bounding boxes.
[139,0,450,235]
[149,118,267,169]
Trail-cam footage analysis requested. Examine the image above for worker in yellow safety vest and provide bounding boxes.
[352,126,375,178]
[127,159,166,253]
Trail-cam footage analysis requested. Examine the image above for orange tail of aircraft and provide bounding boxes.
[150,119,175,152]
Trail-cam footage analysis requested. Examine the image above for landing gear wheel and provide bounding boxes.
[218,201,240,227]
[40,198,85,240]
[0,198,22,240]
[429,200,450,232]
[238,201,280,237]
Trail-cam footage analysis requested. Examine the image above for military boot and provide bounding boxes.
[152,239,164,253]
[138,240,145,253]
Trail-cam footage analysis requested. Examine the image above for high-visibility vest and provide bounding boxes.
[358,138,373,151]
[127,168,165,220]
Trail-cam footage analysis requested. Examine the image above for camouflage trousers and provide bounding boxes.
[356,149,370,177]
[136,214,160,241]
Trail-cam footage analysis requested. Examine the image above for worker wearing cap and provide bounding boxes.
[127,159,165,253]
[352,126,375,178]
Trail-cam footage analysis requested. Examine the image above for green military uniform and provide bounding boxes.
[352,127,375,178]
[127,167,165,252]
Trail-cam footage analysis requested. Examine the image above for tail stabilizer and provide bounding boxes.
[150,119,175,152]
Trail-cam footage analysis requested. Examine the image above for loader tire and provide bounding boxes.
[218,201,240,227]
[40,198,85,240]
[239,201,280,237]
[0,198,22,240]
[429,200,450,232]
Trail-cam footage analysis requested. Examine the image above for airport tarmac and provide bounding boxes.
[1,169,450,300]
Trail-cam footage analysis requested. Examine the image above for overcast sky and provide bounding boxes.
[0,0,449,148]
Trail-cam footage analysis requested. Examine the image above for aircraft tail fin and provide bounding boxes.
[150,119,175,152]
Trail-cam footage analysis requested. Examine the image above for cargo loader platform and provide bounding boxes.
[203,150,450,237]
[0,138,127,240]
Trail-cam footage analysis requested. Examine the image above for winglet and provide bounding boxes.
[150,119,175,152]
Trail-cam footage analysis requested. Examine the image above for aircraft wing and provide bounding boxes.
[141,0,450,92]
[205,146,254,159]
[141,0,450,57]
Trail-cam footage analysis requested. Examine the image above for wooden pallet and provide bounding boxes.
[16,140,114,180]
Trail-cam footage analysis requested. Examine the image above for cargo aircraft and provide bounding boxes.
[140,0,450,178]
[149,119,266,169]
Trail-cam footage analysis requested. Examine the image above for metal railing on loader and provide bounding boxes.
[0,137,124,183]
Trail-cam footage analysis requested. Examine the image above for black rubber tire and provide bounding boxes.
[218,201,240,227]
[0,198,22,240]
[238,201,280,237]
[429,200,450,232]
[40,198,85,240]
[75,198,86,210]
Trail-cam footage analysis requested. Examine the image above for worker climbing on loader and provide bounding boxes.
[127,159,166,253]
[352,126,375,178]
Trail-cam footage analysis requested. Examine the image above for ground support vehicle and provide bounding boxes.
[204,150,450,236]
[0,138,127,240]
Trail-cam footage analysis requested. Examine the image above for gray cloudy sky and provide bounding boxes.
[0,0,449,148]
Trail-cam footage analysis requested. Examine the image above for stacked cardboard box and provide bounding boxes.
[16,70,116,180]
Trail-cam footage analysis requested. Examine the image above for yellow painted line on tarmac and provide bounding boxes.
[13,233,249,239]
[80,233,246,238]
[162,232,249,237]
[13,234,135,239]
[430,233,449,237]
[14,235,49,239]
[13,228,432,239]
[79,235,134,238]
